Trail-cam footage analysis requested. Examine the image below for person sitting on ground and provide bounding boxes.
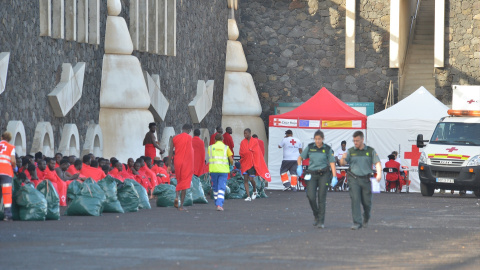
[151,158,170,184]
[67,159,85,179]
[108,159,125,181]
[385,154,402,193]
[140,156,159,195]
[80,155,106,181]
[54,153,63,168]
[25,163,38,186]
[98,158,107,169]
[15,156,22,176]
[134,158,153,193]
[68,155,77,165]
[91,159,99,168]
[44,157,68,206]
[34,152,43,165]
[55,159,80,184]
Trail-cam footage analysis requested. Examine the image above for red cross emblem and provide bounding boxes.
[290,139,297,146]
[404,145,421,166]
[467,99,475,104]
[273,118,281,126]
[0,143,7,154]
[446,147,458,152]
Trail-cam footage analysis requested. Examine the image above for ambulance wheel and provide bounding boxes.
[474,189,480,198]
[420,183,434,196]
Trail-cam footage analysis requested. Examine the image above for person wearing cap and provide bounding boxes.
[278,129,302,191]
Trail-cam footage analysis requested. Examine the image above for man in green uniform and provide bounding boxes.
[340,131,382,230]
[297,130,337,229]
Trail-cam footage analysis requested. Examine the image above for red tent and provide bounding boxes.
[268,87,367,129]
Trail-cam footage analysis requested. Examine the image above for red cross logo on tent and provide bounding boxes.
[0,143,7,154]
[467,99,475,104]
[446,147,458,152]
[290,139,297,146]
[404,145,421,166]
[273,119,281,126]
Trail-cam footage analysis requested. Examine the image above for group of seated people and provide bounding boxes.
[15,152,173,205]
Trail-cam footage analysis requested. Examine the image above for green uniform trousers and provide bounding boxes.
[306,172,331,224]
[348,175,372,226]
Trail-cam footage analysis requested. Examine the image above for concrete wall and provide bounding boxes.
[237,0,398,127]
[0,0,227,155]
[435,0,480,102]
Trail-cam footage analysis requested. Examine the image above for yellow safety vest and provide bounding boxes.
[208,142,230,173]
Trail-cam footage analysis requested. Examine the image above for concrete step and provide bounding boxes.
[407,58,435,64]
[415,26,434,31]
[410,44,434,50]
[413,39,434,45]
[409,49,434,55]
[414,34,434,40]
[415,29,434,35]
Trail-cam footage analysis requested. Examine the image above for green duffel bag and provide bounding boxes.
[98,176,124,213]
[199,173,212,196]
[152,184,176,207]
[65,179,106,216]
[115,179,139,212]
[67,180,83,201]
[16,184,48,221]
[255,177,268,198]
[36,180,60,220]
[125,179,151,210]
[170,178,177,187]
[191,175,208,204]
[183,188,193,206]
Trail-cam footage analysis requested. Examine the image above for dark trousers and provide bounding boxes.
[306,172,331,224]
[348,176,372,226]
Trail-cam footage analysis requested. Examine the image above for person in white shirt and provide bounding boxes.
[335,141,347,165]
[278,130,302,191]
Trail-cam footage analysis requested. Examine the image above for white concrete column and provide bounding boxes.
[166,0,176,56]
[65,0,76,41]
[78,0,88,43]
[52,0,64,39]
[345,0,355,68]
[148,0,157,53]
[39,0,52,36]
[157,0,167,55]
[130,0,139,49]
[389,0,400,68]
[434,0,445,67]
[88,0,100,45]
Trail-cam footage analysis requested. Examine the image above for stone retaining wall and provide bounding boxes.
[0,0,227,155]
[237,0,398,124]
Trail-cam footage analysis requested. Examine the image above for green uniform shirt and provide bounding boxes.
[345,144,380,176]
[300,143,335,171]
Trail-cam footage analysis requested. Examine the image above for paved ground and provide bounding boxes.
[1,190,479,270]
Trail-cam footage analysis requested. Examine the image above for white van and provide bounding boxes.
[417,85,480,197]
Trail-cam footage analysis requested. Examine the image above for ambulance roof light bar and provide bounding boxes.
[447,110,480,117]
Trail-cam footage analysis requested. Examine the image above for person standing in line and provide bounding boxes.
[143,123,165,161]
[0,132,16,221]
[223,127,235,156]
[192,129,206,177]
[209,126,223,145]
[340,131,382,230]
[296,130,337,229]
[278,130,302,191]
[208,133,234,211]
[169,124,194,211]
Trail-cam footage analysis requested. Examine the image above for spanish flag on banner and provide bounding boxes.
[321,120,362,129]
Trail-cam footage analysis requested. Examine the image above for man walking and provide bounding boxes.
[340,131,382,230]
[278,130,302,191]
[170,124,194,211]
[208,133,234,211]
[0,132,16,221]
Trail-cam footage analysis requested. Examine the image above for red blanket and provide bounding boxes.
[44,168,67,206]
[108,168,125,182]
[152,165,170,184]
[223,132,235,156]
[192,136,206,176]
[239,138,271,182]
[80,164,106,182]
[145,143,156,160]
[173,132,194,191]
[209,132,219,145]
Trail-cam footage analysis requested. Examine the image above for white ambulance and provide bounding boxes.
[417,85,480,197]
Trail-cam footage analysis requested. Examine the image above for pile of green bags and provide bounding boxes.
[36,180,61,220]
[115,179,140,212]
[16,184,48,221]
[125,179,151,209]
[65,179,106,216]
[98,176,124,213]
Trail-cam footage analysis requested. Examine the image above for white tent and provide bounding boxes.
[367,87,449,192]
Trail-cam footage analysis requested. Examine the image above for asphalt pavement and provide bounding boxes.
[1,190,479,270]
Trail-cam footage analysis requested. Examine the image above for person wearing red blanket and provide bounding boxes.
[109,159,125,181]
[385,154,402,193]
[55,158,80,188]
[252,134,265,157]
[44,158,68,206]
[223,127,235,156]
[152,158,170,184]
[239,128,271,201]
[209,126,223,145]
[143,122,165,161]
[54,153,63,168]
[139,157,158,197]
[34,159,48,187]
[170,124,194,211]
[192,129,206,176]
[132,160,151,191]
[79,155,106,181]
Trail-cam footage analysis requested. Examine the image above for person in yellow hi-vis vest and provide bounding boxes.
[208,133,234,211]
